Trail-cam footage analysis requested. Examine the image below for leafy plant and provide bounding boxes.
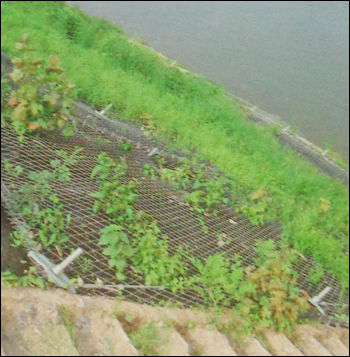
[10,179,70,249]
[236,240,310,332]
[157,158,232,216]
[90,153,308,331]
[1,267,47,289]
[119,140,133,152]
[6,148,81,248]
[190,253,244,306]
[142,163,156,179]
[50,147,84,181]
[90,152,138,222]
[99,224,135,281]
[6,34,75,139]
[91,153,188,290]
[131,220,187,290]
[240,189,271,226]
[188,241,309,332]
[1,78,12,127]
[3,158,24,177]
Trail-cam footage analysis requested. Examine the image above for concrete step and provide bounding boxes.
[262,329,303,356]
[315,331,349,356]
[164,327,191,356]
[1,294,79,356]
[298,324,349,357]
[185,327,237,356]
[296,336,332,356]
[292,326,332,356]
[335,328,350,349]
[230,335,272,356]
[2,287,349,356]
[138,321,190,356]
[73,308,139,356]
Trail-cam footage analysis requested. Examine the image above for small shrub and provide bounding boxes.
[6,34,75,139]
[236,240,310,332]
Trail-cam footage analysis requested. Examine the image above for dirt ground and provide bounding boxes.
[1,206,27,275]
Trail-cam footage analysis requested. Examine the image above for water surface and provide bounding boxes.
[69,1,349,160]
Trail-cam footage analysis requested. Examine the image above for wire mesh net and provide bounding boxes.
[1,101,348,328]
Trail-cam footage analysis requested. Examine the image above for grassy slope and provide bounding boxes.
[1,1,349,288]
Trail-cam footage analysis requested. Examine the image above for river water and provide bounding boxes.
[69,1,349,160]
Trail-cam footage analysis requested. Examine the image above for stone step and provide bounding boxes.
[2,287,349,357]
[299,324,349,357]
[336,328,350,349]
[315,331,349,356]
[292,326,332,356]
[1,294,79,356]
[73,308,139,356]
[139,321,190,356]
[185,327,237,356]
[262,329,303,356]
[164,328,191,356]
[1,286,139,356]
[230,335,272,356]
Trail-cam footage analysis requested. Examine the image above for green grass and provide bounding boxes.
[130,321,169,356]
[1,1,349,288]
[57,305,76,347]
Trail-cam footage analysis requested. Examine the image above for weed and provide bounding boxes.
[5,148,81,249]
[57,305,76,346]
[236,240,310,332]
[1,78,12,127]
[142,163,156,179]
[91,153,188,289]
[130,321,170,356]
[188,321,196,330]
[90,153,138,222]
[99,224,135,281]
[3,158,24,177]
[119,140,133,152]
[91,154,310,331]
[1,267,47,289]
[191,347,203,356]
[5,35,75,140]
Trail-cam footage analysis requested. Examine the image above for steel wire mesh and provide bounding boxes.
[1,102,348,327]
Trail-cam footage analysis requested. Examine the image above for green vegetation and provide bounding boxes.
[2,1,347,288]
[3,34,75,139]
[91,152,188,289]
[4,147,83,249]
[189,240,309,332]
[1,1,349,332]
[191,348,203,356]
[91,153,309,331]
[119,140,133,152]
[1,266,47,289]
[130,321,170,356]
[236,240,309,331]
[57,305,77,346]
[90,153,138,222]
[157,157,232,214]
[1,78,12,126]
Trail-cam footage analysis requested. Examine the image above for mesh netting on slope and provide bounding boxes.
[1,102,348,327]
